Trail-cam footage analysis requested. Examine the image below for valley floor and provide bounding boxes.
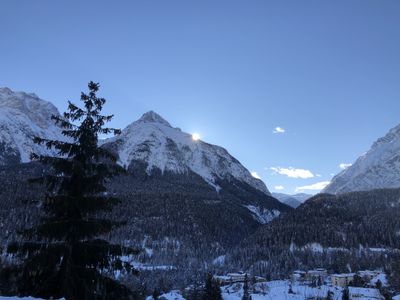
[1,278,397,300]
[146,279,393,300]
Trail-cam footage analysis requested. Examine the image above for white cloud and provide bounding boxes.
[274,185,285,190]
[316,174,322,177]
[273,126,285,134]
[295,181,330,192]
[339,163,352,170]
[270,167,314,179]
[251,171,261,180]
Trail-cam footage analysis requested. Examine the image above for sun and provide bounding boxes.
[192,133,201,141]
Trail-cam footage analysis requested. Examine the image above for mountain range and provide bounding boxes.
[0,87,290,290]
[272,193,312,208]
[0,87,269,196]
[1,86,400,292]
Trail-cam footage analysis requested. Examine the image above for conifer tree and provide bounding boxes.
[342,287,349,300]
[242,273,250,300]
[326,290,334,300]
[8,82,138,299]
[202,273,222,300]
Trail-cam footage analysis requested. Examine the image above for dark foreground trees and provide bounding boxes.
[202,273,222,300]
[7,82,139,299]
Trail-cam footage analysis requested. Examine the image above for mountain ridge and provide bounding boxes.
[104,110,271,195]
[0,87,270,195]
[323,123,400,194]
[0,87,66,165]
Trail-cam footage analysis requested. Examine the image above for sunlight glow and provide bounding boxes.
[192,133,201,141]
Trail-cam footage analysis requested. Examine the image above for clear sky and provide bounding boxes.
[1,1,400,194]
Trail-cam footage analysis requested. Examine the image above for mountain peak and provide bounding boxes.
[0,87,13,94]
[137,111,171,127]
[0,88,65,164]
[323,123,400,194]
[105,110,271,195]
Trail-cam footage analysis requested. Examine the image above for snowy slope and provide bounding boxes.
[104,111,270,195]
[0,87,65,165]
[323,123,400,194]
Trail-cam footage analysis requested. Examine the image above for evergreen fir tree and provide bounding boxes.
[202,273,221,300]
[326,290,334,300]
[242,273,250,300]
[152,288,160,300]
[375,279,382,290]
[288,283,294,294]
[7,82,139,299]
[342,287,349,300]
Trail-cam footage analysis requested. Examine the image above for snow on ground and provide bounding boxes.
[348,287,382,300]
[0,298,40,300]
[144,279,389,300]
[213,255,226,266]
[221,280,343,300]
[370,273,388,287]
[146,290,185,300]
[0,297,64,300]
[244,205,280,224]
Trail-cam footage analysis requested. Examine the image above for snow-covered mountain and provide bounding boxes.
[0,87,271,195]
[104,111,270,195]
[0,87,65,165]
[323,123,400,194]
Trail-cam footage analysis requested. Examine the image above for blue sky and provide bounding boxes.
[1,1,400,194]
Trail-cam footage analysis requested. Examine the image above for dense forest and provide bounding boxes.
[226,189,400,287]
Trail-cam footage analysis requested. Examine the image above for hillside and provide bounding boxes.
[227,188,400,279]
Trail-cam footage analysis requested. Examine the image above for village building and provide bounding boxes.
[291,270,307,282]
[306,268,328,282]
[213,272,267,286]
[331,273,355,287]
[291,268,327,284]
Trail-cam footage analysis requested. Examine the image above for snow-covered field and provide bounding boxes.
[145,279,390,300]
[0,298,40,300]
[0,297,63,300]
[220,281,343,300]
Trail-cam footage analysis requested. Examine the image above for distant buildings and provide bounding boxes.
[213,272,266,286]
[290,268,385,288]
[291,268,327,284]
[331,273,355,287]
[307,268,328,282]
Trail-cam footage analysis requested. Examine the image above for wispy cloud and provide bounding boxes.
[295,181,330,192]
[339,163,352,170]
[274,185,285,190]
[270,167,314,179]
[273,127,285,134]
[251,171,261,180]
